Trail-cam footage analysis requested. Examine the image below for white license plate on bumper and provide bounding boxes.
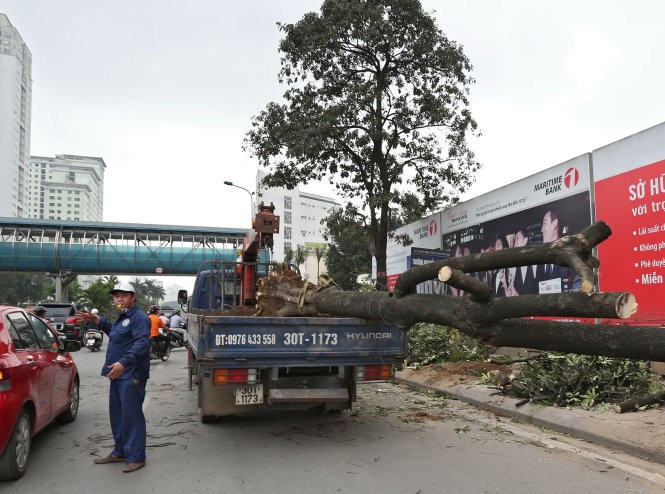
[87,339,96,344]
[235,385,263,405]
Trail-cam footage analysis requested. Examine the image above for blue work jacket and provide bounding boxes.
[98,305,151,381]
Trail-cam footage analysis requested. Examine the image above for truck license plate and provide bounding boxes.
[235,385,263,405]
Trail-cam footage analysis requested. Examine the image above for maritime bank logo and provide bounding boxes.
[534,167,581,195]
[563,167,580,189]
[428,219,437,236]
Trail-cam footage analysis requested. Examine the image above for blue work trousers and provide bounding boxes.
[109,378,147,463]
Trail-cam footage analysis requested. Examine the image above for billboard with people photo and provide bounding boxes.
[438,155,592,298]
[440,192,591,297]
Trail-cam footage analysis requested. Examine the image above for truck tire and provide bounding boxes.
[199,409,214,423]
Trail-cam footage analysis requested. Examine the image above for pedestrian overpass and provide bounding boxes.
[0,217,251,299]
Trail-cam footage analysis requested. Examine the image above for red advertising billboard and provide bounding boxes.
[387,122,665,327]
[594,157,665,326]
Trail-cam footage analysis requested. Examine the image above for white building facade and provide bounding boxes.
[0,13,32,217]
[28,154,106,221]
[255,170,338,281]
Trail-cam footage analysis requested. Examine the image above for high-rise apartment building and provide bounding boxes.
[0,13,32,217]
[28,154,106,221]
[255,170,338,281]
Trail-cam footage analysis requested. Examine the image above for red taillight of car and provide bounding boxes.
[66,317,80,334]
[212,368,257,386]
[0,368,11,392]
[356,365,394,382]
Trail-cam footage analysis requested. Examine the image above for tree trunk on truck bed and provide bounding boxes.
[256,221,665,362]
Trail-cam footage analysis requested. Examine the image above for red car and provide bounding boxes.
[0,306,81,480]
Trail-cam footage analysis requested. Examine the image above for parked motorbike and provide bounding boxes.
[168,325,189,349]
[84,328,103,352]
[150,336,171,361]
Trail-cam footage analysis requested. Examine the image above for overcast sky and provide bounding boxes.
[3,1,665,296]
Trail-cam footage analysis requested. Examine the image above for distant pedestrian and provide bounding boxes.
[75,282,150,473]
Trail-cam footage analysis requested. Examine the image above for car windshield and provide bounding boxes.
[40,305,74,317]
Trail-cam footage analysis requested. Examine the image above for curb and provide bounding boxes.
[396,374,665,465]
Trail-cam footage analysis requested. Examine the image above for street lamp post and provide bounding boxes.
[223,181,255,221]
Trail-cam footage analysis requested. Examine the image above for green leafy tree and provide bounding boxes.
[144,279,166,307]
[322,205,372,290]
[244,0,479,289]
[130,277,166,311]
[312,245,327,279]
[294,245,307,272]
[0,274,54,306]
[45,278,83,302]
[284,246,294,264]
[79,276,119,317]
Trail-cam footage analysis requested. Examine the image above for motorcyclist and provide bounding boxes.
[148,305,170,353]
[85,308,104,347]
[158,311,170,326]
[169,309,187,343]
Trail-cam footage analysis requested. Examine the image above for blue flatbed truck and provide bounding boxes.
[180,203,408,422]
[181,262,408,422]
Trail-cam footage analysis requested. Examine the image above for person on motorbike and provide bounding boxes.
[158,311,170,327]
[169,309,187,343]
[85,308,103,344]
[148,305,170,353]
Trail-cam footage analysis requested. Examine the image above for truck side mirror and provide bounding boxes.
[177,289,188,305]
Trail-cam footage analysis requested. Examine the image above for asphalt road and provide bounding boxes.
[5,343,664,493]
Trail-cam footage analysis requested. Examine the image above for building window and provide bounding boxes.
[284,211,291,224]
[284,242,292,253]
[284,226,292,240]
[284,196,291,210]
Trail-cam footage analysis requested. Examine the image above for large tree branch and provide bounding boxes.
[257,221,665,361]
[393,221,609,297]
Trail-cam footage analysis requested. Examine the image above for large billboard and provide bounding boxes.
[385,212,441,290]
[593,122,665,326]
[438,155,592,297]
[386,122,665,327]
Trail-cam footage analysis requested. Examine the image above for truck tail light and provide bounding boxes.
[356,365,393,382]
[0,368,11,392]
[213,368,257,385]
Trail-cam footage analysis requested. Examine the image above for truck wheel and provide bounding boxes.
[321,403,344,415]
[199,409,214,423]
[0,409,32,480]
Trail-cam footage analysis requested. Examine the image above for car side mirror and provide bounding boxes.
[177,289,188,305]
[61,340,82,353]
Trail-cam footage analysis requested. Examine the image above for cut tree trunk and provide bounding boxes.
[613,391,665,413]
[256,221,665,361]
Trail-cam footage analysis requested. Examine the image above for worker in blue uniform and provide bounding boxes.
[76,282,150,473]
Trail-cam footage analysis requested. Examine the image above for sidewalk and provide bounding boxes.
[396,368,665,464]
